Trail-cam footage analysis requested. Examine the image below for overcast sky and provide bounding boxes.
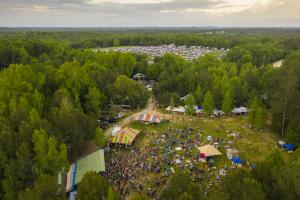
[1,0,299,27]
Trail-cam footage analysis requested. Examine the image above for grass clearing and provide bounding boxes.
[107,114,279,199]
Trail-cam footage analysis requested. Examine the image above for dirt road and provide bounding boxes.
[105,96,159,137]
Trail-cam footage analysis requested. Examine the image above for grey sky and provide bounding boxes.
[0,0,299,27]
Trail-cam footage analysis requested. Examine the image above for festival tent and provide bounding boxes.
[283,144,295,151]
[231,157,244,164]
[212,109,224,117]
[232,106,248,115]
[166,106,171,111]
[197,145,223,157]
[110,127,141,145]
[195,106,203,114]
[173,106,186,113]
[136,113,163,123]
[166,106,186,113]
[65,149,105,192]
[112,126,121,137]
[277,140,286,148]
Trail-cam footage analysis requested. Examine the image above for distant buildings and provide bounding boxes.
[97,44,227,61]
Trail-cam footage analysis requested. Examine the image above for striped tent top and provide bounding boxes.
[111,127,140,145]
[136,113,163,123]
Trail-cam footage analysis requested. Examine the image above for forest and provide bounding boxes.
[0,28,300,200]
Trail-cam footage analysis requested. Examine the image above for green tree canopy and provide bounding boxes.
[77,171,110,200]
[112,75,149,108]
[95,127,106,148]
[222,91,233,114]
[160,172,205,200]
[32,129,68,176]
[203,91,215,116]
[185,94,196,115]
[19,175,64,200]
[194,84,203,105]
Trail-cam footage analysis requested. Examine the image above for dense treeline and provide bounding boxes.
[0,29,299,199]
[151,53,275,110]
[208,148,300,200]
[0,38,149,199]
[1,29,300,66]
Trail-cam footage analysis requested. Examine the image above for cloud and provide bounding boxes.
[0,0,299,27]
[12,5,62,13]
[87,0,174,4]
[160,10,177,13]
[231,0,300,25]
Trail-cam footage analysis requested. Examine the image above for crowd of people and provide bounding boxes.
[102,123,243,199]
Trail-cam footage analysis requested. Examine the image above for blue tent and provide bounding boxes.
[283,144,295,151]
[231,157,244,164]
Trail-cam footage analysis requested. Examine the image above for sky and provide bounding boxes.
[0,0,299,27]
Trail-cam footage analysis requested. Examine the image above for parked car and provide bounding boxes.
[116,112,125,119]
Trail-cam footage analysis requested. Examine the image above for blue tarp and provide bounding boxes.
[231,157,244,164]
[197,106,202,110]
[71,162,78,191]
[283,144,295,151]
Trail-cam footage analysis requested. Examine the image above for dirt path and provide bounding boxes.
[105,96,159,137]
[83,96,169,156]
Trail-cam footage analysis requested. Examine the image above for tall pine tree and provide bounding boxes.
[203,91,215,116]
[222,91,233,114]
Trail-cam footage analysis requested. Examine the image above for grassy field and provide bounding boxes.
[131,115,277,163]
[107,114,280,199]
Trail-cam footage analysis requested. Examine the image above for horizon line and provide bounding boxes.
[1,26,300,29]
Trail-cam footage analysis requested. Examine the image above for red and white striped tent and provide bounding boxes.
[136,113,163,124]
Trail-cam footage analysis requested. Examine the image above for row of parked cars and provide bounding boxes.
[98,112,125,129]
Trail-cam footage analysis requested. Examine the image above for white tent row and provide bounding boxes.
[232,106,248,115]
[166,105,203,114]
[213,109,224,116]
[166,106,186,113]
[166,105,248,117]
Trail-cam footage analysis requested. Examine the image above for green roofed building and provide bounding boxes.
[75,149,105,184]
[65,149,105,192]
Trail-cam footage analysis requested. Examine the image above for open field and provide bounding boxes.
[105,114,279,199]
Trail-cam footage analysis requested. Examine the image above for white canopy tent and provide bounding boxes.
[112,127,121,137]
[197,144,223,157]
